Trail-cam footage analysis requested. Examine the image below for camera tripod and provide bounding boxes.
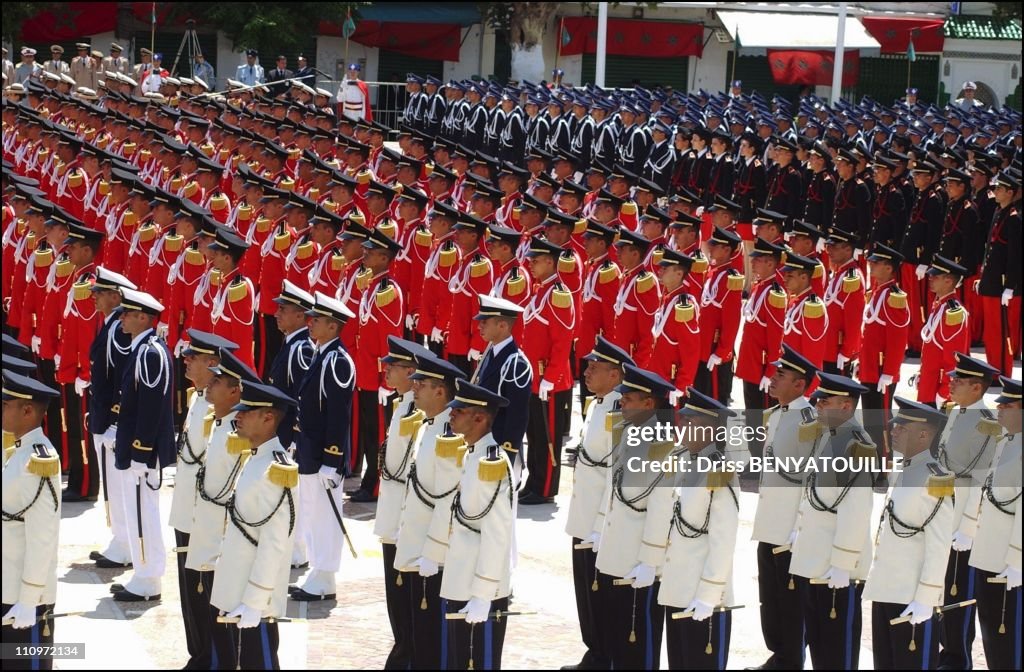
[169,19,203,80]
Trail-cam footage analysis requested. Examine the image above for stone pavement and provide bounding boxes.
[47,349,1017,669]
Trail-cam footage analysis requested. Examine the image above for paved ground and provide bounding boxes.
[45,348,1018,669]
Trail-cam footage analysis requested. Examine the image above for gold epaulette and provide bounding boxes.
[636,271,656,294]
[377,219,398,240]
[122,142,137,157]
[506,273,527,297]
[170,175,184,192]
[184,248,205,266]
[209,194,229,212]
[812,262,824,280]
[803,296,825,319]
[650,247,665,267]
[55,256,74,278]
[226,432,252,455]
[648,440,674,461]
[573,218,587,236]
[706,469,732,491]
[842,272,861,293]
[210,269,222,287]
[674,301,696,323]
[423,162,434,178]
[691,255,709,275]
[61,168,80,189]
[763,405,779,426]
[848,440,877,460]
[944,304,965,326]
[439,245,458,268]
[278,177,296,192]
[98,179,110,196]
[768,288,787,309]
[726,272,744,291]
[557,252,578,274]
[255,216,272,233]
[606,409,623,433]
[399,408,426,437]
[34,247,54,267]
[123,211,137,228]
[435,433,467,460]
[927,472,954,499]
[73,278,92,301]
[203,412,215,439]
[294,240,315,260]
[274,230,291,251]
[330,251,346,272]
[164,234,184,253]
[598,262,619,284]
[228,279,249,303]
[322,200,338,214]
[620,201,637,216]
[798,419,824,442]
[552,286,572,309]
[976,417,1002,437]
[288,146,302,161]
[28,446,61,478]
[887,288,907,309]
[268,456,298,488]
[355,266,373,291]
[356,169,372,185]
[478,452,510,482]
[376,282,397,308]
[414,228,433,248]
[470,257,490,278]
[181,181,200,199]
[138,224,158,244]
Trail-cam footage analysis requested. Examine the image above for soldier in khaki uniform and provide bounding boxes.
[968,376,1022,669]
[41,45,69,76]
[791,372,874,670]
[750,345,822,670]
[1,371,61,671]
[594,364,677,670]
[439,379,513,670]
[934,353,1002,669]
[658,388,739,671]
[374,336,430,670]
[864,397,954,669]
[69,43,99,90]
[101,43,129,76]
[564,336,633,670]
[209,380,299,670]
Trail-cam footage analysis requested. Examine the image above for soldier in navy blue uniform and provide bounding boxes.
[462,84,489,153]
[470,294,533,477]
[86,267,137,569]
[765,135,803,230]
[498,92,527,167]
[267,280,316,449]
[291,291,356,601]
[546,98,574,158]
[111,288,175,602]
[422,76,446,137]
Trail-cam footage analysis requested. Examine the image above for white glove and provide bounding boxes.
[1002,289,1014,307]
[378,386,393,405]
[836,353,848,371]
[706,354,722,371]
[102,425,117,446]
[416,557,439,578]
[694,206,705,218]
[129,460,149,482]
[915,264,927,280]
[226,603,262,629]
[174,340,189,357]
[538,379,554,402]
[821,566,850,590]
[876,374,893,393]
[951,531,974,552]
[668,389,684,406]
[156,321,169,338]
[459,597,491,624]
[53,353,61,369]
[318,465,339,489]
[685,599,714,622]
[624,562,656,589]
[74,377,90,396]
[584,531,601,553]
[759,376,772,393]
[996,566,1022,591]
[30,336,41,354]
[786,529,798,547]
[468,348,482,362]
[899,600,934,626]
[405,313,416,330]
[2,602,36,629]
[430,327,445,344]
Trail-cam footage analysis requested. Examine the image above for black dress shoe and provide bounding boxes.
[62,491,98,503]
[745,660,777,670]
[518,491,554,505]
[95,555,133,569]
[290,588,336,601]
[290,562,309,570]
[112,589,160,602]
[287,584,300,594]
[109,583,126,593]
[348,488,377,503]
[89,550,103,561]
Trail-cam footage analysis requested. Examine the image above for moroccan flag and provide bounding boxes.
[342,11,357,39]
[767,49,860,87]
[559,16,704,58]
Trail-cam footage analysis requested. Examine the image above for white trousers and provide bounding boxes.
[96,433,131,563]
[118,466,165,596]
[297,474,341,595]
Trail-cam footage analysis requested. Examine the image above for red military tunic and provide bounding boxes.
[38,249,75,362]
[165,241,207,347]
[859,279,910,385]
[698,265,743,364]
[189,267,220,334]
[18,241,54,345]
[490,258,532,343]
[256,220,294,319]
[355,273,405,392]
[415,235,460,342]
[917,294,969,405]
[390,217,432,317]
[522,275,576,393]
[823,259,865,366]
[210,268,256,368]
[650,287,701,392]
[735,277,786,384]
[782,287,829,372]
[125,216,159,289]
[446,252,493,357]
[336,263,369,351]
[577,254,620,363]
[611,265,661,367]
[307,239,346,297]
[102,202,135,275]
[55,159,89,221]
[56,263,100,385]
[284,233,319,292]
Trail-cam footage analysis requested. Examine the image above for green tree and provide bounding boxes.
[2,2,58,42]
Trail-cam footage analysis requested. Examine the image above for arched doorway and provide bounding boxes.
[954,80,997,108]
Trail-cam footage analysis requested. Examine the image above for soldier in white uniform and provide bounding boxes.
[183,347,258,669]
[864,397,955,669]
[594,364,677,670]
[563,336,632,670]
[1,371,61,671]
[169,330,238,667]
[440,379,514,670]
[393,351,467,669]
[659,388,739,671]
[749,345,823,670]
[374,336,429,669]
[968,376,1022,669]
[209,379,298,670]
[791,371,875,670]
[338,62,370,122]
[935,353,1002,669]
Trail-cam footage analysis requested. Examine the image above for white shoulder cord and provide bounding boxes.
[136,337,170,393]
[319,348,355,406]
[499,350,533,390]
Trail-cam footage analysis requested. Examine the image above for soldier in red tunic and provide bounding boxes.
[976,171,1021,376]
[650,248,701,397]
[208,228,255,368]
[445,212,493,377]
[696,227,743,403]
[822,228,865,376]
[610,228,660,367]
[916,256,970,406]
[484,225,531,344]
[780,252,828,376]
[415,201,461,355]
[391,188,431,337]
[576,220,619,410]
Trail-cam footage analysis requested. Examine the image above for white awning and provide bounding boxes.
[716,10,882,50]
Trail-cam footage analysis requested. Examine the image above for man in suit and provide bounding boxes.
[469,294,533,481]
[264,56,293,98]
